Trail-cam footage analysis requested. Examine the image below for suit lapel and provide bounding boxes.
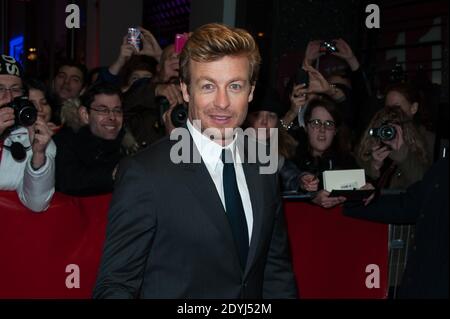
[177,136,242,271]
[241,161,264,277]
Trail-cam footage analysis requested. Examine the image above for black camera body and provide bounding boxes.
[2,96,37,129]
[157,96,188,128]
[320,41,338,54]
[369,124,396,141]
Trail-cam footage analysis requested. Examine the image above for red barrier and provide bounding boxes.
[0,191,388,299]
[284,201,389,299]
[0,191,110,299]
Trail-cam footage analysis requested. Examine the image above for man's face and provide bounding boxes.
[53,65,84,101]
[0,74,23,106]
[80,94,123,140]
[180,55,255,144]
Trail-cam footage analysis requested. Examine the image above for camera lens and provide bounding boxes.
[170,104,188,128]
[379,125,396,141]
[18,105,38,127]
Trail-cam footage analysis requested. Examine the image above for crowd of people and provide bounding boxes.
[0,23,447,299]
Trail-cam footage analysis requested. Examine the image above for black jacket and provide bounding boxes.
[53,126,125,196]
[93,135,297,298]
[344,157,449,298]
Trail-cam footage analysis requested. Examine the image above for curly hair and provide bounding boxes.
[356,106,430,165]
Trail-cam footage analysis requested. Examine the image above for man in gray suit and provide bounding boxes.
[93,23,297,299]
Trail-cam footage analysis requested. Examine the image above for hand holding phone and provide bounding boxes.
[174,33,188,54]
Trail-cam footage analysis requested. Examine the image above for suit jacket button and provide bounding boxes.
[434,183,440,189]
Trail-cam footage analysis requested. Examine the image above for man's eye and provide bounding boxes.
[229,83,242,91]
[202,84,214,90]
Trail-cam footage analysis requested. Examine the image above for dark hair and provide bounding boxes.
[303,96,353,158]
[24,78,61,124]
[80,83,122,109]
[86,67,102,87]
[384,82,431,128]
[119,55,158,87]
[55,60,88,85]
[303,96,343,128]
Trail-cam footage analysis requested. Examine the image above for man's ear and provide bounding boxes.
[180,81,190,103]
[78,106,90,125]
[411,102,419,115]
[248,85,256,103]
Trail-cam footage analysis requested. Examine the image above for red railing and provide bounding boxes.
[0,191,388,299]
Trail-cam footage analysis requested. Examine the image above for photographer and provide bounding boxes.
[0,55,56,212]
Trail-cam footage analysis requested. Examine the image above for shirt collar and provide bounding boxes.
[187,120,238,170]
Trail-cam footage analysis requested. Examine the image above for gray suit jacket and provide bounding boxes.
[93,134,297,299]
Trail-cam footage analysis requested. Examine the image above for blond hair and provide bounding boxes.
[179,23,261,86]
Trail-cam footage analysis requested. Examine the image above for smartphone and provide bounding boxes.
[127,27,142,51]
[174,33,188,54]
[294,67,309,87]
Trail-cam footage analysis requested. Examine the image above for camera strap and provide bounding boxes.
[2,142,31,162]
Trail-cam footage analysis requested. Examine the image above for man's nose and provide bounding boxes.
[260,114,268,125]
[3,90,14,104]
[214,88,230,109]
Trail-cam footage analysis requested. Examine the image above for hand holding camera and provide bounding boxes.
[330,38,360,71]
[27,118,54,170]
[0,107,15,135]
[0,96,37,135]
[304,40,322,66]
[138,27,163,61]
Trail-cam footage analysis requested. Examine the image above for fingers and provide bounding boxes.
[321,196,346,208]
[0,107,15,134]
[31,119,53,150]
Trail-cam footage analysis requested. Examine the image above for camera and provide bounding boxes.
[157,96,188,128]
[320,41,338,54]
[369,124,396,141]
[2,96,37,128]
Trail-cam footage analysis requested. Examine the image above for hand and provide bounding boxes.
[155,83,184,107]
[28,119,54,169]
[331,38,360,71]
[304,40,322,66]
[138,27,163,62]
[360,183,376,206]
[382,124,404,151]
[303,63,332,95]
[0,107,15,135]
[312,190,346,209]
[109,36,137,75]
[290,84,308,113]
[371,144,391,171]
[300,173,319,192]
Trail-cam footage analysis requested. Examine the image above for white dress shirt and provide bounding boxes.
[187,120,253,244]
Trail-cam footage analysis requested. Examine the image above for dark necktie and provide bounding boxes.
[221,148,249,269]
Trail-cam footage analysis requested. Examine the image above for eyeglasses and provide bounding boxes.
[90,107,123,116]
[307,119,336,130]
[0,86,24,97]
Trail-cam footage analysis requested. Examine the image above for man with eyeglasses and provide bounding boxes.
[0,54,56,212]
[53,83,127,196]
